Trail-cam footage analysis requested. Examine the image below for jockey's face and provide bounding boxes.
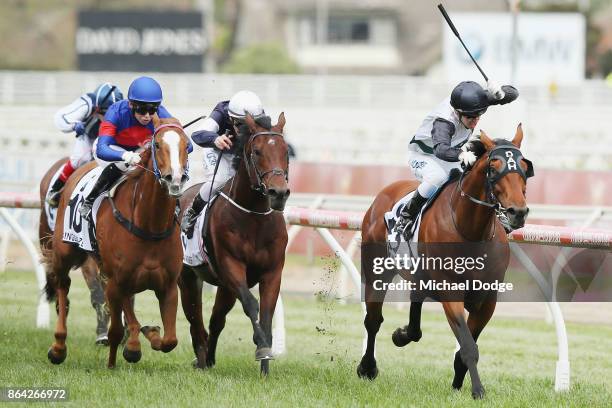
[458,112,481,130]
[130,101,158,125]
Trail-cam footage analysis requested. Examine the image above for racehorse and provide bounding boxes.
[178,112,289,375]
[39,157,109,345]
[357,125,533,398]
[43,117,191,368]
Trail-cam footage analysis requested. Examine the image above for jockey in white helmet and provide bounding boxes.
[181,90,266,238]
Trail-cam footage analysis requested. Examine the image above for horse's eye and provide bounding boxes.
[154,142,160,149]
[253,149,261,156]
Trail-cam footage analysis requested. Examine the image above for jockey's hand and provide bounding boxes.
[459,144,477,167]
[121,151,141,166]
[486,80,505,100]
[214,134,233,150]
[74,121,86,136]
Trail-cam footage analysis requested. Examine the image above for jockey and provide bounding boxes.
[395,80,519,237]
[181,90,266,238]
[46,83,123,207]
[79,76,177,219]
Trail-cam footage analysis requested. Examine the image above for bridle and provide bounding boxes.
[450,144,534,240]
[150,123,190,187]
[242,130,289,194]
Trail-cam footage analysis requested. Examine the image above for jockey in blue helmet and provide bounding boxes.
[79,76,184,219]
[46,83,123,207]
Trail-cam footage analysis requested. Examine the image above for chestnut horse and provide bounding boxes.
[44,117,191,368]
[179,112,289,375]
[358,125,533,398]
[39,158,109,345]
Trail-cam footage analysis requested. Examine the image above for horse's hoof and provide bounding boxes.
[260,359,270,376]
[392,326,422,347]
[47,347,66,365]
[122,347,142,363]
[95,334,109,346]
[255,347,274,361]
[356,362,378,380]
[472,386,485,399]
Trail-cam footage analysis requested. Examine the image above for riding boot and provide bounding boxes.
[79,164,123,220]
[181,194,207,239]
[46,178,65,208]
[394,191,428,238]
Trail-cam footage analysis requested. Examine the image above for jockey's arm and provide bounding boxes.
[190,107,224,148]
[53,95,92,133]
[486,85,519,106]
[431,118,461,162]
[95,121,125,162]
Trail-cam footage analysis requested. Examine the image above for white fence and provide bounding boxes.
[1,71,612,169]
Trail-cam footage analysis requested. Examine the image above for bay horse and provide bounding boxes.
[39,157,109,345]
[178,112,289,375]
[44,116,191,368]
[358,125,533,398]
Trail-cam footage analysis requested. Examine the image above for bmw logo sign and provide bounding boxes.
[456,34,484,64]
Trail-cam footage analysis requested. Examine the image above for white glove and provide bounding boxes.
[486,80,505,100]
[121,151,141,166]
[458,144,477,167]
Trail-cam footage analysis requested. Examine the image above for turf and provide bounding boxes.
[0,268,610,407]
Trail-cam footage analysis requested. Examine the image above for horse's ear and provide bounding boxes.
[512,123,524,148]
[152,114,161,130]
[275,112,286,131]
[245,112,257,131]
[479,130,495,150]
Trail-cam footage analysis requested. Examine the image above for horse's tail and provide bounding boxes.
[40,239,57,302]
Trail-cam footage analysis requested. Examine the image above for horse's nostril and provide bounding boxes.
[506,207,516,215]
[163,174,172,182]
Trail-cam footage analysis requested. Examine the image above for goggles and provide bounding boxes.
[132,102,160,115]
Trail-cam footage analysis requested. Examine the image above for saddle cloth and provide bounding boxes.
[181,195,218,267]
[61,167,105,252]
[44,168,62,232]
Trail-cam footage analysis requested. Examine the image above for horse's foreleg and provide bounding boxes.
[47,269,71,365]
[178,266,209,368]
[155,282,178,353]
[442,301,484,399]
[105,280,124,368]
[392,300,423,347]
[81,259,109,345]
[452,298,496,392]
[257,270,282,375]
[357,297,384,380]
[206,286,236,367]
[121,296,142,363]
[235,285,272,361]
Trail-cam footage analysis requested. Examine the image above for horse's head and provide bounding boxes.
[472,124,534,230]
[240,112,290,211]
[150,117,190,197]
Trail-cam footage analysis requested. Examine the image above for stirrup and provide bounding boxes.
[46,190,61,208]
[79,201,93,219]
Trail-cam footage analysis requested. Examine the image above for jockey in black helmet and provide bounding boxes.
[395,80,519,238]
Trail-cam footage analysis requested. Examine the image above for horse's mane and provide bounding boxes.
[232,115,273,170]
[469,138,514,161]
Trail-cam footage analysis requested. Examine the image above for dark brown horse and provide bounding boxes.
[39,157,109,345]
[44,117,191,368]
[358,125,533,398]
[179,112,289,375]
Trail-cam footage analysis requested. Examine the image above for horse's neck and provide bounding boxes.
[452,169,495,241]
[227,161,269,213]
[129,166,175,232]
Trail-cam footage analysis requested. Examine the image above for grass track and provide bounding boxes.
[0,269,611,407]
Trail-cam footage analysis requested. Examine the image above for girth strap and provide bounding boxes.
[108,196,178,241]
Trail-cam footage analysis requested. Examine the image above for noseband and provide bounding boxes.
[243,130,289,194]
